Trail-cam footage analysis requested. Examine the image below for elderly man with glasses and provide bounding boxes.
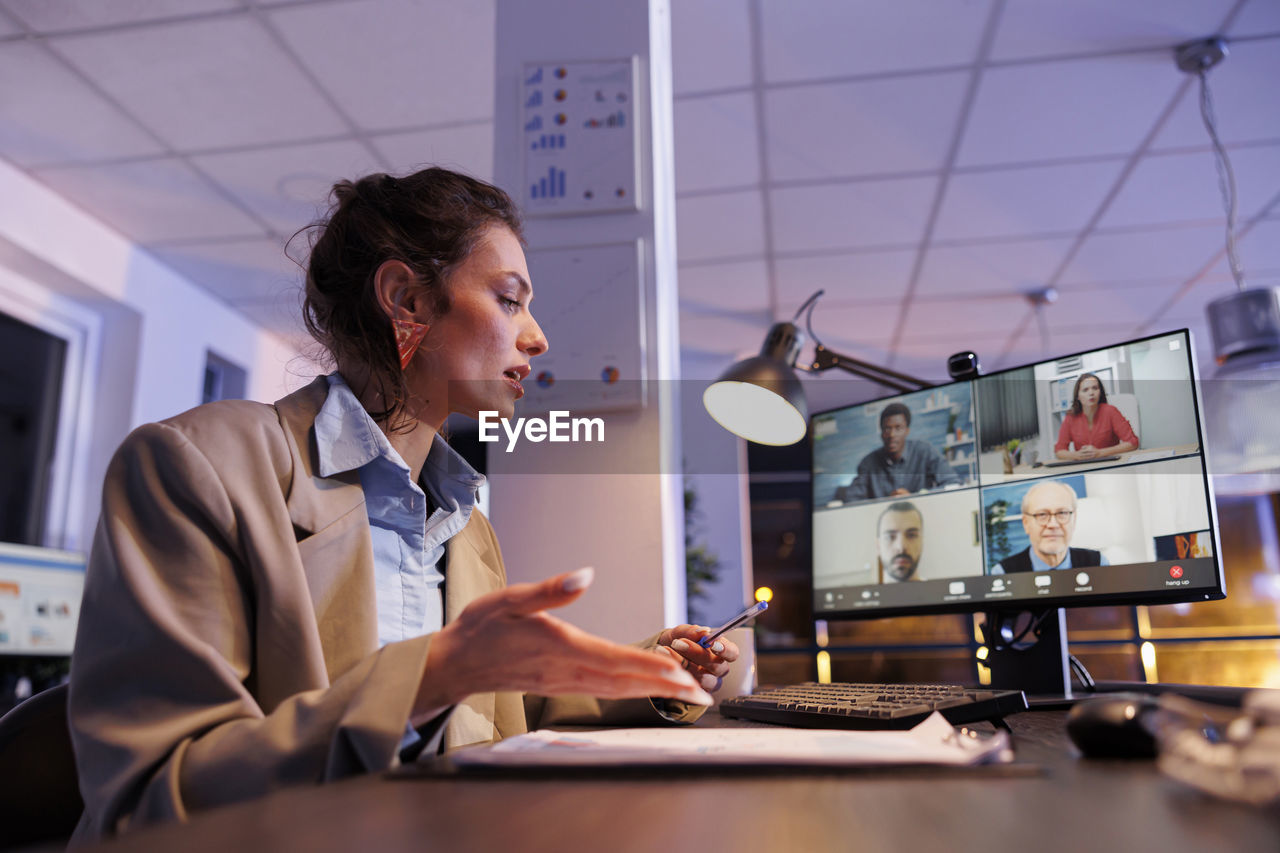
[991,480,1108,574]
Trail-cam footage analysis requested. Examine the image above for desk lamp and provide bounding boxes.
[1176,38,1280,495]
[702,290,930,446]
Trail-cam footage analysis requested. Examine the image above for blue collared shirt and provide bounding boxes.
[314,373,485,647]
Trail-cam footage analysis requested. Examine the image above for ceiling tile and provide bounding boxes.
[678,313,770,359]
[770,175,938,252]
[1153,39,1280,150]
[1046,282,1182,327]
[774,249,918,307]
[1099,144,1280,229]
[0,9,21,36]
[675,190,765,263]
[1,0,239,32]
[148,236,301,305]
[1229,0,1280,34]
[193,140,384,236]
[917,236,1075,296]
[1203,217,1280,281]
[677,259,771,314]
[1004,325,1149,370]
[900,294,1029,338]
[674,93,760,193]
[0,41,165,166]
[760,0,992,82]
[1058,223,1225,286]
[989,0,1236,62]
[933,160,1125,241]
[51,16,347,149]
[765,72,967,181]
[370,123,495,181]
[957,55,1180,167]
[31,157,266,243]
[893,331,1017,374]
[270,0,494,131]
[798,301,902,351]
[671,0,752,95]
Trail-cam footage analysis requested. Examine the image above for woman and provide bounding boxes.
[1054,372,1139,461]
[68,168,735,839]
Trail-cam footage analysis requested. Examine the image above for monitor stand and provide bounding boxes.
[977,608,1075,708]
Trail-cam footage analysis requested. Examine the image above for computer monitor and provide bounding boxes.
[810,330,1223,694]
[0,542,85,657]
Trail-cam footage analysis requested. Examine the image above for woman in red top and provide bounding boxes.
[1054,372,1139,461]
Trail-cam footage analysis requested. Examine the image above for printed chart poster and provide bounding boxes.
[522,59,639,215]
[520,242,645,414]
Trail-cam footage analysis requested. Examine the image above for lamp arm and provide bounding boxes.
[805,345,932,393]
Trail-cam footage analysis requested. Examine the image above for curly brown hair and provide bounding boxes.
[300,168,523,425]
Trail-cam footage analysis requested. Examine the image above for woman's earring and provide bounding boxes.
[393,318,429,369]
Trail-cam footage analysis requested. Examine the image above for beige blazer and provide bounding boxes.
[69,378,695,840]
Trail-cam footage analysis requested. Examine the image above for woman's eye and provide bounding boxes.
[500,296,521,311]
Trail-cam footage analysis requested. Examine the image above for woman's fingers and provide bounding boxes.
[480,567,595,618]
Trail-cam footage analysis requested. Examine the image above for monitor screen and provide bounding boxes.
[0,542,85,656]
[811,330,1223,619]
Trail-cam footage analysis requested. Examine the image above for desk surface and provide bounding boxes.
[90,711,1280,853]
[1000,443,1201,482]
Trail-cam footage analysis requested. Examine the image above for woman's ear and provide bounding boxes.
[373,259,423,323]
[374,260,432,369]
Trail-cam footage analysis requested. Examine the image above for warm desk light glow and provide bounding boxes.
[703,379,807,446]
[754,586,774,603]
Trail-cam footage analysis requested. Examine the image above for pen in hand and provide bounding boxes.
[698,600,768,649]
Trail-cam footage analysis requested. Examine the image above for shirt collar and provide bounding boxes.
[314,373,486,495]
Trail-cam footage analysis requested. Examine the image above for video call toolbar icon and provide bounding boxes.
[1035,575,1051,587]
[1170,565,1184,579]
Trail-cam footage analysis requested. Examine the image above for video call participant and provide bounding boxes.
[1055,372,1138,461]
[838,402,959,501]
[878,501,923,583]
[991,481,1109,574]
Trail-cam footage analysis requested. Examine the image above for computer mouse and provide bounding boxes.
[1065,694,1161,759]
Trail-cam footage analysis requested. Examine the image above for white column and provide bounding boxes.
[489,0,685,642]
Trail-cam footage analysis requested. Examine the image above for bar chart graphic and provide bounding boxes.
[530,166,567,200]
[521,59,638,215]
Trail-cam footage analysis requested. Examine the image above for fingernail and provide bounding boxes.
[562,567,594,593]
[671,638,691,652]
[700,673,719,690]
[711,641,725,654]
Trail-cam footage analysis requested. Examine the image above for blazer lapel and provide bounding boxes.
[274,378,378,679]
[443,515,506,749]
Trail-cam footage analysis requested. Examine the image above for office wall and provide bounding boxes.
[0,158,301,551]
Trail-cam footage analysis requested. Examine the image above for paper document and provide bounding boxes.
[451,712,1012,768]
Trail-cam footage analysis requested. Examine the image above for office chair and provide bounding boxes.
[0,682,83,848]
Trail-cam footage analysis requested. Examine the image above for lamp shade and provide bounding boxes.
[703,323,809,446]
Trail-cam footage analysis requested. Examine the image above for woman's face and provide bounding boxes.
[414,224,548,421]
[1078,377,1101,408]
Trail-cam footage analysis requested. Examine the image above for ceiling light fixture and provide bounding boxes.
[1176,38,1280,495]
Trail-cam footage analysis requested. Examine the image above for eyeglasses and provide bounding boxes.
[1029,510,1074,526]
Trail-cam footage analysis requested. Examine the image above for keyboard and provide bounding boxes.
[720,682,1029,730]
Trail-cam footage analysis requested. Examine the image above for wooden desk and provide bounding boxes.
[997,443,1202,483]
[86,711,1280,853]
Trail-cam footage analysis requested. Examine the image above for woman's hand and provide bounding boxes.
[414,568,712,717]
[655,625,740,693]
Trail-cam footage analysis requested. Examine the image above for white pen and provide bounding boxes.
[698,600,768,649]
